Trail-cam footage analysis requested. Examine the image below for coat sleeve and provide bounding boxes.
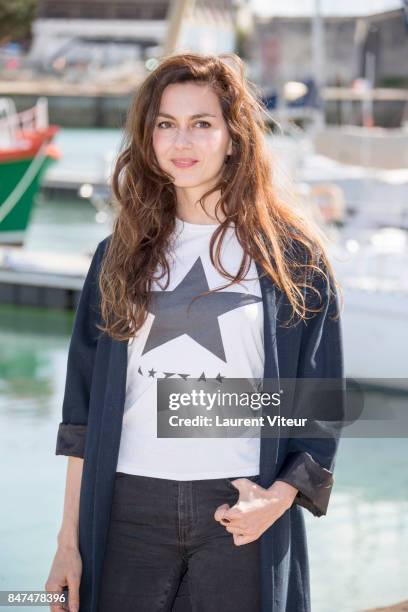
[274,266,344,517]
[55,240,106,458]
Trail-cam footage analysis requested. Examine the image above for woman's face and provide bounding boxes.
[152,82,232,190]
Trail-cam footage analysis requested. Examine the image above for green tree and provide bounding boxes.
[0,0,38,45]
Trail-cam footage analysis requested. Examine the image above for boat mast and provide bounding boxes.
[163,0,192,56]
[312,0,325,128]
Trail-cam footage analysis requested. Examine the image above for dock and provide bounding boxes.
[41,167,111,199]
[0,246,91,309]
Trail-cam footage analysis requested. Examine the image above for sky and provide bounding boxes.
[252,0,403,17]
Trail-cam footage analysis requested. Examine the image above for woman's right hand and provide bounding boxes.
[45,544,82,612]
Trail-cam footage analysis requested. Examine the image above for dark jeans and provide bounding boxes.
[98,472,261,612]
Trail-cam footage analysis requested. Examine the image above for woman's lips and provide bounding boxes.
[171,159,198,168]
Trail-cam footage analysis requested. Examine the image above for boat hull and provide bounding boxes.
[0,154,56,245]
[341,284,408,391]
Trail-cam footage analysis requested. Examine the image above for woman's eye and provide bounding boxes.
[156,121,211,128]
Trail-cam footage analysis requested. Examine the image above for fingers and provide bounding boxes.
[224,522,251,536]
[44,582,67,612]
[66,574,81,612]
[214,503,230,522]
[214,479,266,546]
[232,533,256,546]
[217,504,242,521]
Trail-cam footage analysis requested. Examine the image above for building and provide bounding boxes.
[29,0,237,67]
[251,8,408,89]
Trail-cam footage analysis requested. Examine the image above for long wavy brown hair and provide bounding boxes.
[98,52,339,341]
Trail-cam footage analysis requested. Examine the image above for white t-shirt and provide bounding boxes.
[116,217,264,480]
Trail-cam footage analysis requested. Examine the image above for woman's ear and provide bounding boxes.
[227,138,233,156]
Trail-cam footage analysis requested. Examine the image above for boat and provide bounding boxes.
[266,132,408,231]
[313,125,408,170]
[0,97,60,245]
[331,226,408,390]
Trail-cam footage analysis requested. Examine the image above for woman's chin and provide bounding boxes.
[173,179,205,188]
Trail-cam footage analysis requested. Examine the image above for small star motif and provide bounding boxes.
[137,365,229,384]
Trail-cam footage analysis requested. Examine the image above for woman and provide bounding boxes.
[45,53,343,612]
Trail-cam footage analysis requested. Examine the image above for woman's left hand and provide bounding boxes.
[214,479,299,546]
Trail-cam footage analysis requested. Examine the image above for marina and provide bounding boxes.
[1,1,407,610]
[0,246,88,308]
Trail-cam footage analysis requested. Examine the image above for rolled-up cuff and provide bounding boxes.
[55,422,87,458]
[275,451,334,517]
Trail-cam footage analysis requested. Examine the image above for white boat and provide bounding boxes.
[331,227,408,389]
[266,133,408,231]
[313,125,408,171]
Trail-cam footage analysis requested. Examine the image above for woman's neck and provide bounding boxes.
[175,187,225,225]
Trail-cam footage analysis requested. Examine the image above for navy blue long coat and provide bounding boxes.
[55,234,343,612]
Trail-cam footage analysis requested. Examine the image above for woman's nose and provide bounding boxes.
[172,128,193,147]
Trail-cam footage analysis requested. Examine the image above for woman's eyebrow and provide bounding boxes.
[156,112,217,119]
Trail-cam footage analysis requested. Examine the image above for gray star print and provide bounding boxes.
[142,257,261,362]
